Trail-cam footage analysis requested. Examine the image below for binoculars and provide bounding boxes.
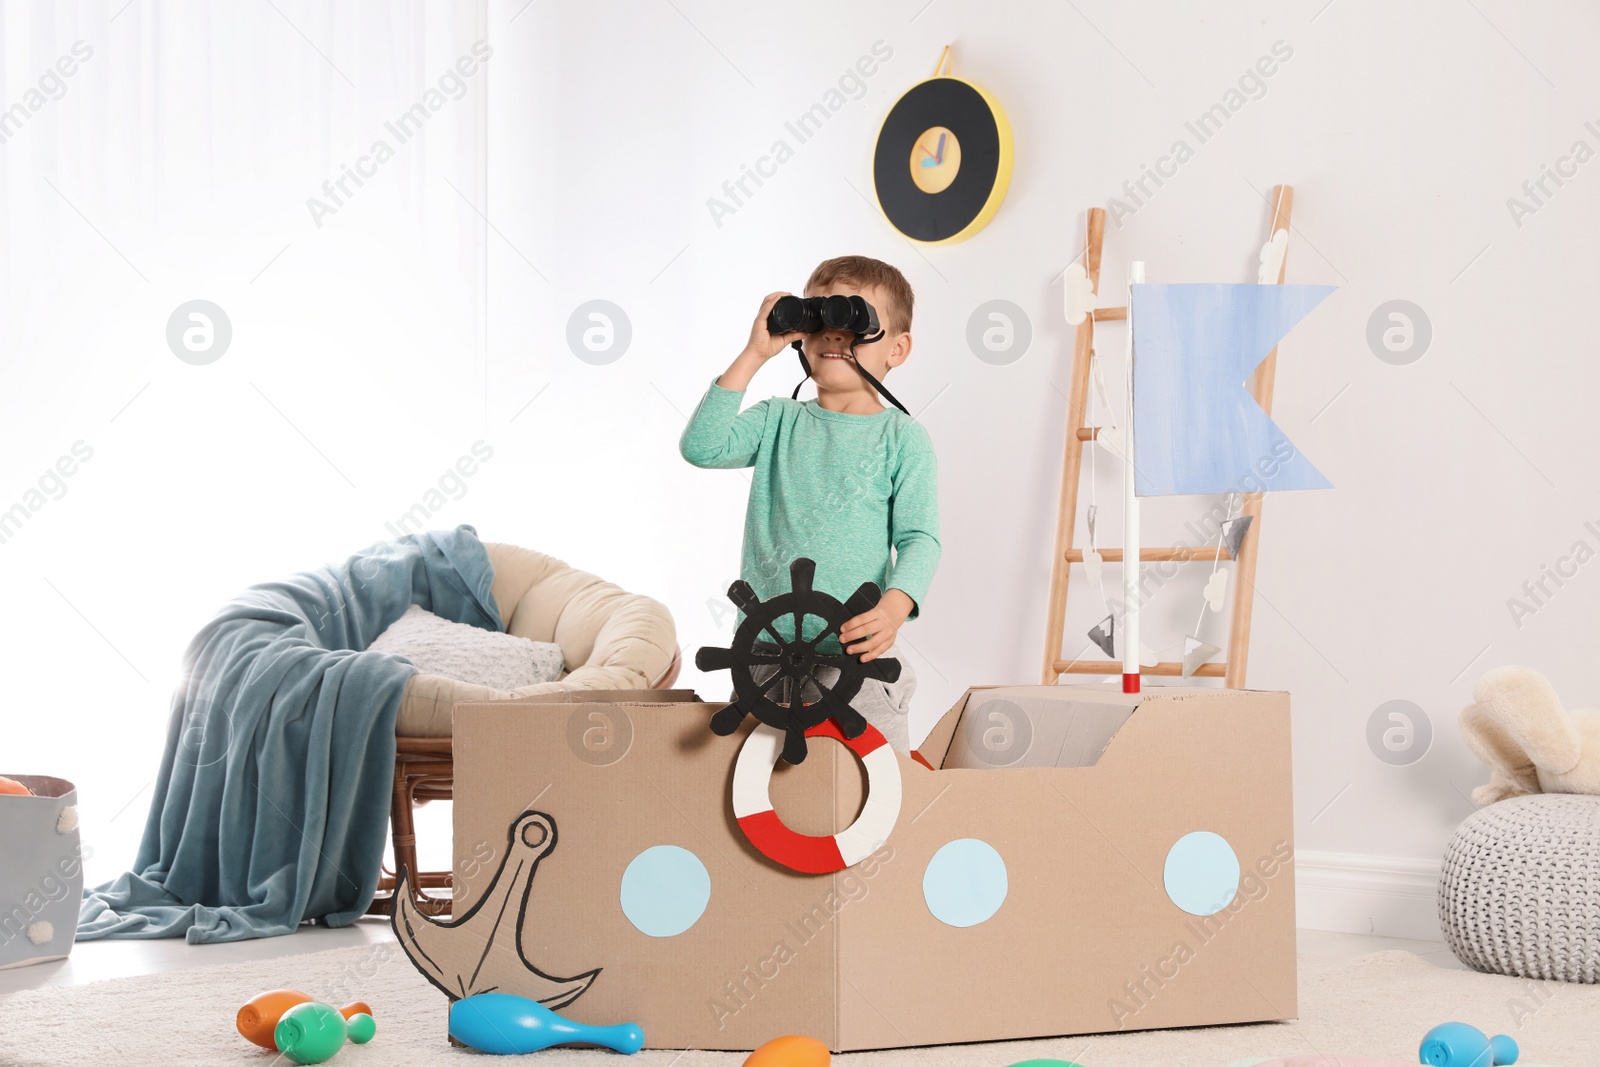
[766,294,882,342]
[768,290,908,415]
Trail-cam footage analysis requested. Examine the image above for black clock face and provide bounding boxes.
[874,77,1005,243]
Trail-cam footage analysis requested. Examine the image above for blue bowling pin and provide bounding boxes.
[449,993,644,1055]
[1419,1022,1518,1067]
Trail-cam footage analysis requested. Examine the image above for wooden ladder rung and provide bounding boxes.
[1093,306,1127,321]
[1065,547,1232,562]
[1055,659,1227,678]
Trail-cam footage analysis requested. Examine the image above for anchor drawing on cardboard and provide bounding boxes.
[392,811,654,1053]
[392,811,599,1007]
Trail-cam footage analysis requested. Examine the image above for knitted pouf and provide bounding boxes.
[1438,793,1600,982]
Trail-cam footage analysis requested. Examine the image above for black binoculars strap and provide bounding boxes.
[788,340,911,416]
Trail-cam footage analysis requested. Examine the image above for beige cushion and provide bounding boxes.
[395,542,677,736]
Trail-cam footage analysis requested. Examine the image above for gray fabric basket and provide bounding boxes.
[0,775,85,970]
[1438,792,1600,983]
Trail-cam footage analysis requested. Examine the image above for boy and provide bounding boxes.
[679,255,939,755]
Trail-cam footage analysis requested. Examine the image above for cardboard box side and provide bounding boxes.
[457,689,702,708]
[449,688,1295,1052]
[837,687,1296,1049]
[452,701,842,1051]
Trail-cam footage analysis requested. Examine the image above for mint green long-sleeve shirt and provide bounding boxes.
[680,375,940,651]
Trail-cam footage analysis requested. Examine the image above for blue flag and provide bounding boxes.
[1131,283,1334,497]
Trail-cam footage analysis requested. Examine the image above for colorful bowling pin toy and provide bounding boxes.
[1420,1023,1518,1066]
[238,990,312,1049]
[275,1002,352,1065]
[338,1000,373,1022]
[448,993,645,1055]
[237,990,375,1050]
[345,1012,376,1044]
[743,1034,830,1066]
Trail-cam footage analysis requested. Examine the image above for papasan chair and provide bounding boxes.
[373,542,681,916]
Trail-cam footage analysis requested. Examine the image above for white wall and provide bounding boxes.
[5,0,1596,939]
[481,0,1599,937]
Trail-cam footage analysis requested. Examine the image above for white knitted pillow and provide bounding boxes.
[369,605,564,690]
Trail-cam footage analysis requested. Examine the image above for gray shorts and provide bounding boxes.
[735,639,915,755]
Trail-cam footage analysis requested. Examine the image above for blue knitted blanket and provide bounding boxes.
[77,525,501,943]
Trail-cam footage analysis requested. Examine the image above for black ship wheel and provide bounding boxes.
[696,558,901,765]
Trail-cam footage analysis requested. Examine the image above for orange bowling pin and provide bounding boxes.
[237,990,374,1049]
[238,990,311,1049]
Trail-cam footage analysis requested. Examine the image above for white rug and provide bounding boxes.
[0,945,1592,1065]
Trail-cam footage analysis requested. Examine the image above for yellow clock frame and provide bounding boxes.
[873,71,1013,245]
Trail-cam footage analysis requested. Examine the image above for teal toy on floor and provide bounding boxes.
[1222,1017,1536,1067]
[1227,1023,1547,1067]
[1420,1023,1517,1066]
[448,993,644,1055]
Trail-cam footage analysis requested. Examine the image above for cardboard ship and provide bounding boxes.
[401,685,1296,1052]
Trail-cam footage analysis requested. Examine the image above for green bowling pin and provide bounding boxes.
[345,1012,376,1044]
[274,1001,349,1065]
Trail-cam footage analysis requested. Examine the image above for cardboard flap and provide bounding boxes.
[914,685,1001,769]
[943,686,1140,770]
[498,689,702,705]
[449,691,703,733]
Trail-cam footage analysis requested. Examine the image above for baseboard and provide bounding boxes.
[1294,849,1444,941]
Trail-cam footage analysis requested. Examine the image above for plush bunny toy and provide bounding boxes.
[1461,665,1600,805]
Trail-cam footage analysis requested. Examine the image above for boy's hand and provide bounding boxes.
[839,589,915,662]
[743,291,806,361]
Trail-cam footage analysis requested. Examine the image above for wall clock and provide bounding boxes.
[873,46,1013,245]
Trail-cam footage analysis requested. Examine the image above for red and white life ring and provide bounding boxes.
[732,720,903,874]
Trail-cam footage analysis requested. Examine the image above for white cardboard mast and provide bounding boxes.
[1122,261,1144,693]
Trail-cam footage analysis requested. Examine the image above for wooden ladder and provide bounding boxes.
[1040,186,1295,687]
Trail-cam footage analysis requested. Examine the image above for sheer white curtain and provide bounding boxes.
[1,0,489,405]
[0,0,489,883]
